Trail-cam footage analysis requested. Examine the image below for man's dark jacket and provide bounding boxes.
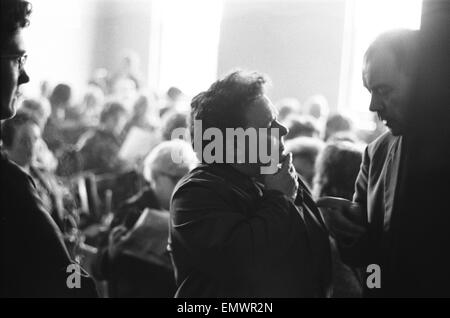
[0,151,97,297]
[169,163,331,297]
[340,131,450,297]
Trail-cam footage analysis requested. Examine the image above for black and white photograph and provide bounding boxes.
[1,0,449,302]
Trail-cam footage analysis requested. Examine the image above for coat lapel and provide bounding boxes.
[383,136,403,231]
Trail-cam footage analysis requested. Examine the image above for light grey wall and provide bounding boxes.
[90,0,152,86]
[217,0,346,111]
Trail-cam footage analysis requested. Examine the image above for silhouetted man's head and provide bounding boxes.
[363,29,419,136]
[1,0,32,120]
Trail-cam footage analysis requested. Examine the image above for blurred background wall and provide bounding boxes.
[218,0,346,111]
[23,0,422,117]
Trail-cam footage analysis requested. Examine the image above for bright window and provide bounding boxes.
[148,0,224,98]
[338,0,422,128]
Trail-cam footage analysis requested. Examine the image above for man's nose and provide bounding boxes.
[369,94,383,112]
[18,69,30,85]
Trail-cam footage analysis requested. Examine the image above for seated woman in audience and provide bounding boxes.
[19,98,58,172]
[312,141,364,298]
[284,114,321,140]
[324,113,354,141]
[122,94,159,138]
[78,101,130,175]
[160,110,188,141]
[77,85,105,126]
[93,140,197,297]
[1,112,77,236]
[159,87,184,117]
[42,83,73,155]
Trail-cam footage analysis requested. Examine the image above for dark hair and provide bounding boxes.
[167,87,183,100]
[190,70,268,146]
[0,0,32,46]
[49,83,72,108]
[286,137,324,162]
[364,29,419,76]
[313,141,363,201]
[162,111,188,141]
[1,111,39,148]
[325,113,353,141]
[100,101,127,123]
[285,115,320,140]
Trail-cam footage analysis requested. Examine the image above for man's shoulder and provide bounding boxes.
[0,153,39,220]
[366,131,401,158]
[174,164,227,195]
[0,152,33,188]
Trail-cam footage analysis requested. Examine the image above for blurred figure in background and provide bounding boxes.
[312,141,364,298]
[142,139,197,210]
[110,50,143,91]
[78,101,130,175]
[2,112,77,235]
[357,112,387,144]
[313,141,363,202]
[48,83,73,122]
[94,140,197,297]
[111,76,139,113]
[304,94,329,131]
[324,113,354,141]
[275,97,302,122]
[20,97,51,129]
[327,130,360,144]
[285,136,324,188]
[39,80,52,100]
[77,85,105,126]
[110,50,143,112]
[161,110,188,141]
[284,114,321,140]
[122,94,158,137]
[43,83,73,155]
[89,67,111,95]
[159,86,184,117]
[19,97,57,171]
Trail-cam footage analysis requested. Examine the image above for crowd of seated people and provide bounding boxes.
[92,140,197,297]
[3,0,447,298]
[3,70,384,297]
[2,43,385,297]
[1,111,80,257]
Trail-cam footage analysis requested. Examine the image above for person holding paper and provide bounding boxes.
[78,101,130,174]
